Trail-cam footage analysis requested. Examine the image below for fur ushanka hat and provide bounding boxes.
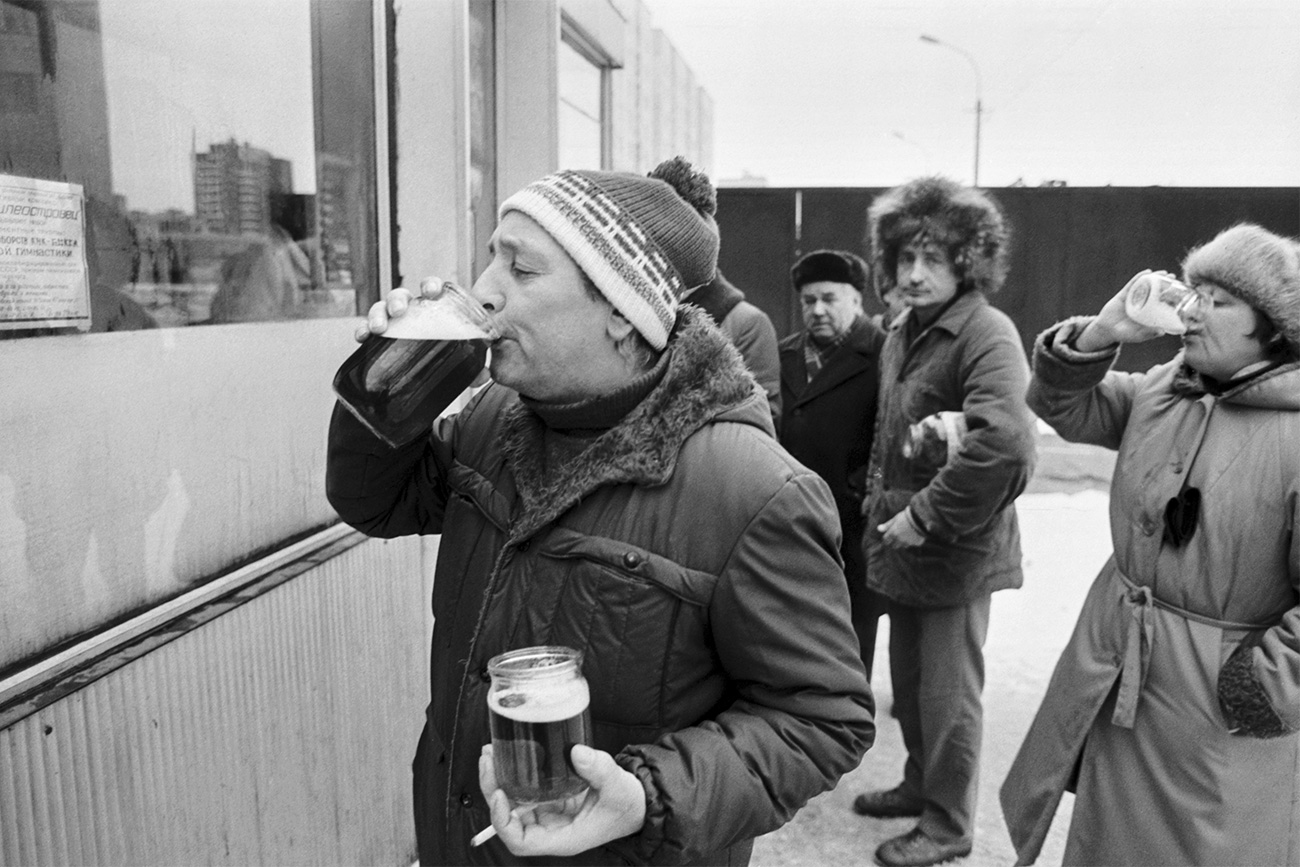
[790,249,869,294]
[1182,223,1300,353]
[867,175,1010,301]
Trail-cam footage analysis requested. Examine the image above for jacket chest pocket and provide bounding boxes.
[507,529,714,733]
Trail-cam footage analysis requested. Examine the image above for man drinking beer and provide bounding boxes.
[326,158,874,865]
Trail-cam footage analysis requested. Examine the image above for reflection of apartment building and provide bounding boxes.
[193,139,293,235]
[316,152,353,286]
[0,1,112,195]
[129,208,197,236]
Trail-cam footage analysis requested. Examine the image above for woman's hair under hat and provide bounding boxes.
[498,158,720,350]
[867,175,1010,301]
[791,249,869,294]
[1182,223,1300,353]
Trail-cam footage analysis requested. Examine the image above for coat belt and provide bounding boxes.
[1111,570,1279,729]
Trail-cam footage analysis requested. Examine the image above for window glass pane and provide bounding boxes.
[468,0,495,281]
[0,0,377,338]
[557,37,602,171]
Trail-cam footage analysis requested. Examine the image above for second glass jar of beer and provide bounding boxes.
[486,645,593,806]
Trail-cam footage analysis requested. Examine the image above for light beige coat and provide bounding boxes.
[1002,321,1300,866]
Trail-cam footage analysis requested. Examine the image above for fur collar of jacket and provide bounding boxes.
[499,306,760,541]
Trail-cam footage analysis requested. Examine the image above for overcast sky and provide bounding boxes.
[641,0,1300,188]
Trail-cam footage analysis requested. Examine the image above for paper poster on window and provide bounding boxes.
[0,174,91,332]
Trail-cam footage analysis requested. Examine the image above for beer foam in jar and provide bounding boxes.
[489,678,591,723]
[382,295,495,341]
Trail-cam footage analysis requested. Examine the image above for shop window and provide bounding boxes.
[468,0,496,281]
[557,18,610,171]
[0,0,379,338]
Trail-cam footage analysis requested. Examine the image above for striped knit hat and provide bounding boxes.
[499,161,720,350]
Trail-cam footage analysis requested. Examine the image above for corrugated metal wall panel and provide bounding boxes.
[0,535,427,867]
[718,185,1300,371]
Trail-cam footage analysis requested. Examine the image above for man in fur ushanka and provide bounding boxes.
[326,157,874,866]
[851,177,1036,867]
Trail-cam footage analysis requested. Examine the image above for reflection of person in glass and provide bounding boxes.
[326,158,874,865]
[207,223,314,323]
[854,176,1036,867]
[1002,224,1300,866]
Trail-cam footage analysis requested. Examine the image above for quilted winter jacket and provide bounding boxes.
[864,291,1037,608]
[326,309,875,866]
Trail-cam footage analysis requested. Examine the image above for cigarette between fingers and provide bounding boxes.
[470,805,531,847]
[470,825,497,848]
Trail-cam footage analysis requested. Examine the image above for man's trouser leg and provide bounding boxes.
[887,595,991,845]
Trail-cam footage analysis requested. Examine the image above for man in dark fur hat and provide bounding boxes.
[850,177,1036,867]
[326,158,874,866]
[779,249,887,680]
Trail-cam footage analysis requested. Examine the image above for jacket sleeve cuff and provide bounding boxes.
[905,505,930,538]
[1218,639,1296,739]
[608,750,667,864]
[1030,317,1121,392]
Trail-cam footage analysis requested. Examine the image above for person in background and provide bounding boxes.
[682,268,782,425]
[853,176,1036,867]
[1001,223,1300,866]
[778,249,887,679]
[326,156,874,866]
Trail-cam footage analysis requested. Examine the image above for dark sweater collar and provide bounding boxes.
[520,349,671,432]
[500,307,760,542]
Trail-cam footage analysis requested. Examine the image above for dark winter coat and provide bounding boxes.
[689,271,782,423]
[778,315,886,582]
[326,308,875,866]
[863,291,1036,608]
[1001,320,1300,866]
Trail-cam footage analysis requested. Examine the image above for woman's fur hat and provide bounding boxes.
[867,175,1010,301]
[1182,223,1300,353]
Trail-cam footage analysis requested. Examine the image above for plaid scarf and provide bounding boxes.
[803,318,858,381]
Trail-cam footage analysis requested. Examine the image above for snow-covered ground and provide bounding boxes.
[753,487,1113,867]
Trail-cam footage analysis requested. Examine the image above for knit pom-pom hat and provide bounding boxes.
[1182,223,1300,353]
[791,249,869,294]
[499,158,720,350]
[867,175,1010,300]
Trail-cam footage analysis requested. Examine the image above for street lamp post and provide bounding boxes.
[920,34,983,187]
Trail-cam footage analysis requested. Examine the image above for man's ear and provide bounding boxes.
[607,307,636,342]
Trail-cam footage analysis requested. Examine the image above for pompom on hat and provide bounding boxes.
[867,175,1010,300]
[498,157,720,350]
[791,249,869,294]
[1182,223,1300,353]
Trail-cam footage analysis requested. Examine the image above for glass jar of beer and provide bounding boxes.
[333,281,498,448]
[1123,271,1196,334]
[486,645,593,807]
[902,410,968,466]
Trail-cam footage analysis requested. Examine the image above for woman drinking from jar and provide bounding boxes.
[1001,223,1300,866]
